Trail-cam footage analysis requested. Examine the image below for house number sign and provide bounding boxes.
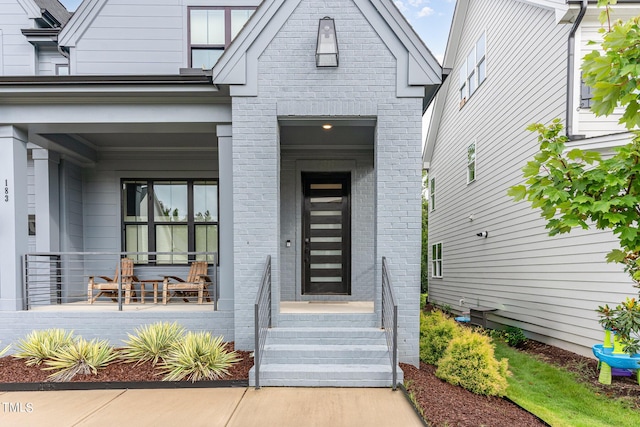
[4,179,8,202]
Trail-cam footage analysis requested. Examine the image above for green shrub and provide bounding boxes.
[161,332,240,382]
[420,293,428,310]
[419,311,462,365]
[0,342,10,357]
[503,326,527,348]
[435,329,509,396]
[13,329,75,366]
[44,338,119,382]
[121,322,186,366]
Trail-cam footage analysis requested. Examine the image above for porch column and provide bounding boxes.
[32,149,60,253]
[375,100,423,365]
[232,98,279,350]
[0,126,29,311]
[217,124,234,311]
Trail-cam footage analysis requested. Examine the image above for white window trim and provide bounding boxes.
[459,31,486,108]
[431,242,443,278]
[467,140,476,184]
[429,176,436,212]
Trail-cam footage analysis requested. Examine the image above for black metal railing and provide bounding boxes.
[23,252,219,311]
[382,257,399,390]
[254,255,272,389]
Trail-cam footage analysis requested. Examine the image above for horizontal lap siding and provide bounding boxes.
[0,0,34,75]
[74,1,183,75]
[37,46,67,75]
[428,0,636,356]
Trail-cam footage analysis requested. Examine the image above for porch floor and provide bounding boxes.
[279,301,374,314]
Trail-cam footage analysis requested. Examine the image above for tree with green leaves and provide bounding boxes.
[421,171,429,294]
[508,1,640,352]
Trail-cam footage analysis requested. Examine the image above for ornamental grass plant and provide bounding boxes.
[161,332,239,382]
[13,329,75,366]
[0,342,9,357]
[120,321,186,366]
[43,338,119,382]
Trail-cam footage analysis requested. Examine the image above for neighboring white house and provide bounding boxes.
[0,0,442,386]
[424,0,639,357]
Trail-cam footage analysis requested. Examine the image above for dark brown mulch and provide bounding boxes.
[402,362,547,427]
[0,343,253,384]
[402,305,640,426]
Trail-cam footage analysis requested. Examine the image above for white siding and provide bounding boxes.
[37,46,67,75]
[0,0,35,75]
[575,6,640,138]
[428,0,636,357]
[73,0,184,75]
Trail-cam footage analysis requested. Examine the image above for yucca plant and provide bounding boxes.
[161,332,239,382]
[13,329,75,366]
[44,338,119,382]
[0,342,10,357]
[121,322,186,366]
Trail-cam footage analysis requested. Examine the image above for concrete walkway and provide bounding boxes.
[0,387,424,426]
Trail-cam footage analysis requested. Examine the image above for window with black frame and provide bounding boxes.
[188,6,255,69]
[122,179,218,264]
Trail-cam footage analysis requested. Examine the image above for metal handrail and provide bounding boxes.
[382,257,399,390]
[23,251,219,310]
[254,255,272,389]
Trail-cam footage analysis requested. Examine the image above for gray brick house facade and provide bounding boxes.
[0,0,441,385]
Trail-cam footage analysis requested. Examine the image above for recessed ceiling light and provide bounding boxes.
[322,124,333,130]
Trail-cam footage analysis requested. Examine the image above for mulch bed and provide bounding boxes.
[0,343,253,385]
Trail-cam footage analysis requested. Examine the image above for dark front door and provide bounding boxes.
[302,172,351,295]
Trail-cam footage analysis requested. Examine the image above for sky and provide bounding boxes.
[58,0,454,62]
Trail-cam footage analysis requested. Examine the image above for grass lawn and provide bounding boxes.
[494,341,640,427]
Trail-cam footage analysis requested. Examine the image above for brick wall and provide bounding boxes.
[231,0,422,363]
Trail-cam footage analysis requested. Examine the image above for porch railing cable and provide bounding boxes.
[254,255,272,390]
[23,252,218,310]
[381,256,399,391]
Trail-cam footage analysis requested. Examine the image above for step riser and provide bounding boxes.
[249,369,403,387]
[263,354,390,365]
[277,315,377,328]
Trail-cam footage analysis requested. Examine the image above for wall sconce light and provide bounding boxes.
[316,17,338,67]
[476,231,488,238]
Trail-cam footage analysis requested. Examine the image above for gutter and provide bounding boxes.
[566,0,588,140]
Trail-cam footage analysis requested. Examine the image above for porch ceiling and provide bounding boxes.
[279,119,375,151]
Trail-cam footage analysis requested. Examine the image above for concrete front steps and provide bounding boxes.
[248,324,403,387]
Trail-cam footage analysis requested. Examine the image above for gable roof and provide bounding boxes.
[34,0,72,26]
[58,0,105,47]
[212,0,442,97]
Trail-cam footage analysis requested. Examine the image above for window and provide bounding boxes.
[189,7,255,69]
[55,64,69,75]
[459,32,486,107]
[431,243,442,278]
[580,73,593,109]
[467,141,476,183]
[429,177,436,211]
[122,179,218,264]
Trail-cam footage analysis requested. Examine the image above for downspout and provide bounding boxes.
[566,0,588,139]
